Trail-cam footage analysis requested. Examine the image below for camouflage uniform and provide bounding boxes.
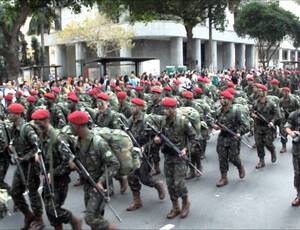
[253,97,280,163]
[118,100,131,119]
[285,110,300,197]
[76,131,119,230]
[160,113,196,202]
[10,120,43,218]
[94,108,121,129]
[0,121,11,192]
[49,104,67,129]
[40,125,73,228]
[216,105,244,176]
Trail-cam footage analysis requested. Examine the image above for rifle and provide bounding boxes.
[8,141,28,192]
[118,118,155,172]
[206,115,253,149]
[36,145,58,218]
[60,141,122,222]
[145,122,203,176]
[252,110,288,142]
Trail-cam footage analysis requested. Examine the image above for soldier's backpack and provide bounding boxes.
[0,189,8,220]
[177,107,202,138]
[92,127,140,176]
[232,103,251,135]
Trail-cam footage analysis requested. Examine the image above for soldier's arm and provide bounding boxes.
[54,135,72,176]
[183,118,197,145]
[22,125,39,161]
[97,139,120,184]
[55,106,67,129]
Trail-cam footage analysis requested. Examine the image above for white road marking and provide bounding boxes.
[160,224,175,230]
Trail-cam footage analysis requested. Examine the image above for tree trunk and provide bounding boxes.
[184,24,194,70]
[4,49,20,81]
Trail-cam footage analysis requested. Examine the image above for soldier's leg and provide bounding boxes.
[228,141,245,179]
[43,177,74,228]
[114,173,128,195]
[254,131,266,168]
[280,119,288,153]
[264,129,277,163]
[216,138,229,187]
[84,188,110,230]
[151,143,161,175]
[292,155,300,206]
[127,169,143,211]
[0,159,10,192]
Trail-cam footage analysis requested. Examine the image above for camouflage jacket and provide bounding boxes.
[127,113,150,146]
[94,108,121,129]
[280,94,300,118]
[253,97,280,127]
[76,131,120,191]
[118,101,131,119]
[285,110,300,155]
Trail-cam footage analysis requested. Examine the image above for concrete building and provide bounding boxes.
[43,1,299,78]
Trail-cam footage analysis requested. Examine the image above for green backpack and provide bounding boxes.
[177,107,202,137]
[92,127,140,176]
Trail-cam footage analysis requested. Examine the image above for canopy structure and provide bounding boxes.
[84,57,156,75]
[21,65,63,81]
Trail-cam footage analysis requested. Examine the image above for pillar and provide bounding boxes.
[55,45,66,78]
[236,44,245,69]
[192,39,201,71]
[75,42,86,77]
[120,47,132,75]
[246,45,254,70]
[278,48,283,68]
[224,42,235,69]
[170,37,183,66]
[211,40,218,72]
[295,50,298,68]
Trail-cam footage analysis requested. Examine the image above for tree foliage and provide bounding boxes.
[234,2,300,67]
[57,13,134,56]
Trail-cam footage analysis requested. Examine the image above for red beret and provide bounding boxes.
[16,90,23,96]
[135,86,144,92]
[68,92,79,103]
[174,80,181,86]
[144,81,151,86]
[227,81,235,88]
[31,109,50,120]
[8,103,24,114]
[182,91,193,99]
[44,93,56,100]
[119,81,124,85]
[126,84,132,89]
[140,80,145,84]
[270,79,279,85]
[97,92,109,101]
[151,87,162,94]
[194,87,203,94]
[29,90,38,96]
[117,91,127,100]
[51,87,60,94]
[197,76,210,84]
[226,88,236,95]
[27,96,37,103]
[220,90,234,100]
[115,86,122,92]
[155,81,162,86]
[282,87,290,93]
[163,85,172,92]
[68,111,89,125]
[4,94,13,101]
[255,83,268,91]
[131,98,144,107]
[88,88,99,96]
[162,97,177,108]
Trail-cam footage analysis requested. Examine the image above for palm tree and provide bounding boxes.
[27,7,57,80]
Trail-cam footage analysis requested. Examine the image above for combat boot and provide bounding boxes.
[255,159,265,169]
[180,196,191,218]
[166,199,181,219]
[152,162,161,176]
[29,216,45,230]
[107,224,118,230]
[54,224,63,230]
[70,215,82,230]
[126,191,143,211]
[21,210,34,230]
[216,174,228,187]
[119,177,128,194]
[271,150,277,163]
[238,165,246,179]
[154,181,166,200]
[280,144,287,153]
[292,196,300,206]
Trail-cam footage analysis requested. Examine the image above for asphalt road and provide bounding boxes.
[1,133,300,229]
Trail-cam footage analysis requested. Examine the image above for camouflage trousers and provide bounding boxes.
[0,159,10,192]
[293,154,300,195]
[216,136,242,174]
[188,142,203,171]
[84,186,108,230]
[128,159,157,192]
[279,118,288,145]
[42,175,72,227]
[164,155,188,201]
[150,142,161,164]
[11,163,43,217]
[254,126,275,159]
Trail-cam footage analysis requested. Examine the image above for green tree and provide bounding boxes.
[19,32,29,67]
[31,36,40,65]
[98,0,239,70]
[234,2,300,68]
[0,0,96,80]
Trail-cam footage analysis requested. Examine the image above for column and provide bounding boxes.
[170,37,183,66]
[236,44,245,69]
[120,47,132,75]
[278,48,283,68]
[192,38,201,71]
[287,49,291,61]
[224,42,235,69]
[246,45,254,70]
[55,45,66,78]
[295,50,298,68]
[75,42,86,77]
